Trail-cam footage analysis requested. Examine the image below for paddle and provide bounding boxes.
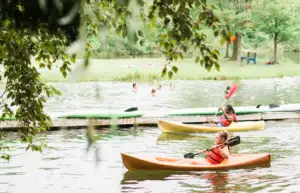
[256,104,280,109]
[214,84,238,116]
[184,136,241,159]
[124,107,138,112]
[208,84,238,124]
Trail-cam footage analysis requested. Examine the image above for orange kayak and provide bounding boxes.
[121,153,271,171]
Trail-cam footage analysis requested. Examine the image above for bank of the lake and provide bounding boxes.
[39,58,300,82]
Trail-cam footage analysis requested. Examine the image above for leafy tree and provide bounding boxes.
[215,0,252,61]
[252,0,300,63]
[0,0,230,160]
[0,0,79,160]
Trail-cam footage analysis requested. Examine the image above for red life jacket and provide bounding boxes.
[219,113,237,127]
[205,145,230,165]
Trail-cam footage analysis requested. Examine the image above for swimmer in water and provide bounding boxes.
[132,83,137,93]
[151,88,156,97]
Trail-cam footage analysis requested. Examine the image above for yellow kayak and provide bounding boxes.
[157,119,265,133]
[121,153,271,171]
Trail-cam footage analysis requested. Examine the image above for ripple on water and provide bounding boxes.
[1,122,300,192]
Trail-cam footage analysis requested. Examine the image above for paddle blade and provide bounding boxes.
[269,104,280,108]
[225,136,241,147]
[184,153,195,159]
[124,107,138,112]
[225,84,238,99]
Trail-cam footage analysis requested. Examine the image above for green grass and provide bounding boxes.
[39,58,300,82]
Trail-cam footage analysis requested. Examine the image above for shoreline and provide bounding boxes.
[37,58,300,82]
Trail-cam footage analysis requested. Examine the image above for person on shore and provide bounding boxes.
[214,104,237,127]
[132,83,137,93]
[177,131,231,165]
[265,56,275,65]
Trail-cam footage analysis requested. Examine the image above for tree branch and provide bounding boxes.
[0,83,7,99]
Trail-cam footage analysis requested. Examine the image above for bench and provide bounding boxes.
[241,52,257,64]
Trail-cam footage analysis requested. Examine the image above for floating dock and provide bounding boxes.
[1,110,300,131]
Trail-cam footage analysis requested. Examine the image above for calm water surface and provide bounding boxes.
[1,122,300,193]
[44,77,300,114]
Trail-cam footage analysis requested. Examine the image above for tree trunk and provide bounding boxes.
[230,32,242,61]
[225,42,230,58]
[274,33,278,64]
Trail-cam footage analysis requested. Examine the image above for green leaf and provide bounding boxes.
[139,39,144,46]
[220,37,226,46]
[168,71,173,79]
[172,66,178,73]
[39,63,45,68]
[214,31,219,37]
[46,90,50,97]
[137,30,143,37]
[200,60,204,66]
[164,42,169,50]
[51,86,61,96]
[160,40,164,48]
[63,72,67,78]
[161,67,167,77]
[71,54,76,63]
[1,154,10,161]
[215,63,220,71]
[179,53,183,60]
[195,56,200,63]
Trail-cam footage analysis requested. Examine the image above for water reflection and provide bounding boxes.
[1,123,300,192]
[121,171,231,193]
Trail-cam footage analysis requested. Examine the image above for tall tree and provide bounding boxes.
[216,0,252,61]
[252,0,300,63]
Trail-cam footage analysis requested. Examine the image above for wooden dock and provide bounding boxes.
[1,111,300,131]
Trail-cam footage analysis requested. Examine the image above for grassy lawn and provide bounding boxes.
[39,58,300,82]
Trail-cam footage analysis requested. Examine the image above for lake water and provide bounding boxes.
[2,77,300,192]
[1,122,300,192]
[44,77,300,114]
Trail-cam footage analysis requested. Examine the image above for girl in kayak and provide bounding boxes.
[177,131,231,165]
[215,104,237,127]
[203,130,231,164]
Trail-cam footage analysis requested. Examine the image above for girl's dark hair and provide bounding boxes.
[226,104,235,114]
[218,130,228,141]
[133,83,136,87]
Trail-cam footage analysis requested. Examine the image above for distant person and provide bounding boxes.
[157,85,162,90]
[265,56,275,65]
[132,83,137,93]
[151,88,156,97]
[170,83,174,90]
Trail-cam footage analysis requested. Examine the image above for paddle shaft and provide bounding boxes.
[187,143,227,158]
[208,99,227,123]
[184,136,240,159]
[214,99,227,116]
